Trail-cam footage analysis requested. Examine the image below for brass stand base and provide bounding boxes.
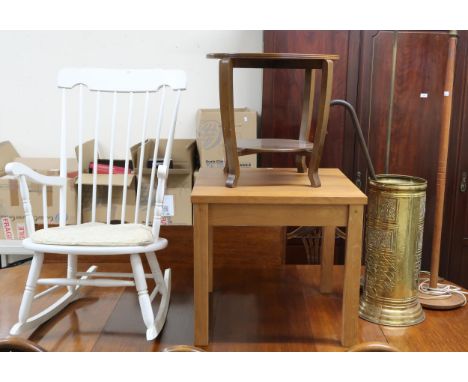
[359,297,425,326]
[419,292,466,310]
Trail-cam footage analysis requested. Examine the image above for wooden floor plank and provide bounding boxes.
[1,262,467,351]
[0,262,125,351]
[380,307,468,352]
[92,266,194,352]
[298,266,387,351]
[208,267,316,351]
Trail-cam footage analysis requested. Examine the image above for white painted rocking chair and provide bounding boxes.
[5,68,186,340]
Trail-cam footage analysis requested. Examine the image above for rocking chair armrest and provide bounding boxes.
[5,162,66,187]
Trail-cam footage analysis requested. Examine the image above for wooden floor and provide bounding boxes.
[1,261,467,351]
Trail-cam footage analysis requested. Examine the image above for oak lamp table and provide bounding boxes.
[192,167,367,347]
[206,52,339,188]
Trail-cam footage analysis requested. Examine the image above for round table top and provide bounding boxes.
[207,52,340,61]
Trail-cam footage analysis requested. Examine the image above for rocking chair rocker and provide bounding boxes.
[6,67,186,340]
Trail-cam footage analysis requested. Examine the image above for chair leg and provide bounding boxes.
[295,154,307,173]
[66,254,77,293]
[10,261,97,336]
[145,252,167,295]
[130,253,158,341]
[16,252,44,329]
[145,252,171,336]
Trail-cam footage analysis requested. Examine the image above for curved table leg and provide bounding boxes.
[219,58,240,188]
[308,60,334,187]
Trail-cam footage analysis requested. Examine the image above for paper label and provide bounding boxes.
[161,216,173,225]
[198,120,223,150]
[1,217,14,240]
[16,223,27,240]
[162,195,174,217]
[444,91,450,97]
[420,93,428,98]
[204,159,225,168]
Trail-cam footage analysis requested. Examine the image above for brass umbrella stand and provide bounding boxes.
[332,100,428,326]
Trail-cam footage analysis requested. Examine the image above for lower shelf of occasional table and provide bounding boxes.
[237,138,314,155]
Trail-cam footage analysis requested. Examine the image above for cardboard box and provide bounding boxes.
[0,141,77,240]
[131,139,196,225]
[77,140,137,224]
[196,108,257,169]
[0,141,19,177]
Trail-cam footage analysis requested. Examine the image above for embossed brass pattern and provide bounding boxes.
[360,175,427,326]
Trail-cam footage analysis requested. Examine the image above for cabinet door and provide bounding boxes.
[356,31,450,271]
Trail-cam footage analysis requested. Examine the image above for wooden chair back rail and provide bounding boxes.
[41,184,48,229]
[51,68,186,237]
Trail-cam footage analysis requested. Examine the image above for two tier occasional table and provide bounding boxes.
[207,53,339,188]
[192,167,367,347]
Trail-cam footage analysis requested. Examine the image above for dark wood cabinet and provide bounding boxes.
[263,30,468,287]
[356,31,450,273]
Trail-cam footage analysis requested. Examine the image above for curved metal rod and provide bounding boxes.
[330,99,377,181]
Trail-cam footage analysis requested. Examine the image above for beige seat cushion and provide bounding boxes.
[31,222,154,246]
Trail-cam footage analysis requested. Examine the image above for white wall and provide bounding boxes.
[0,31,263,157]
